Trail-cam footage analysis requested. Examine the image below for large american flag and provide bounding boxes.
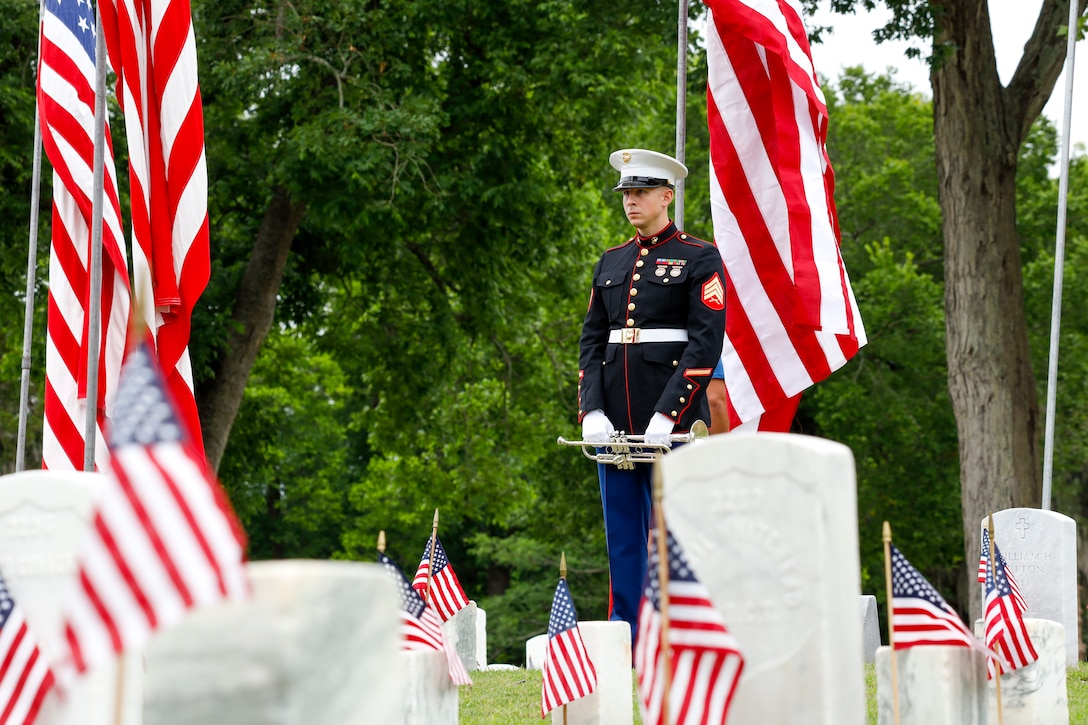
[634,527,744,725]
[379,552,471,686]
[412,535,470,622]
[889,544,990,657]
[59,341,248,675]
[1,572,55,725]
[704,0,865,429]
[99,0,211,460]
[977,529,1026,614]
[37,0,132,471]
[541,578,597,716]
[983,541,1037,677]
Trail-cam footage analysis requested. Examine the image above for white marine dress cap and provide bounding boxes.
[609,148,689,191]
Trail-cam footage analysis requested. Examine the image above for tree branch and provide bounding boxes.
[1004,0,1088,146]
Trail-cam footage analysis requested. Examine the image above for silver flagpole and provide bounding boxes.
[83,3,110,472]
[1041,0,1081,510]
[16,2,47,473]
[674,0,689,229]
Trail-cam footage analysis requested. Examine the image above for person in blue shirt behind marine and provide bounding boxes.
[577,148,727,644]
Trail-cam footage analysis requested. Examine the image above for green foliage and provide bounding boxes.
[824,67,941,278]
[217,330,354,560]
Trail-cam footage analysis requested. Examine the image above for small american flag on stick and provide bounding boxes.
[983,540,1036,677]
[1,572,55,725]
[59,341,249,676]
[978,528,1026,614]
[379,551,471,686]
[635,527,744,725]
[412,534,469,622]
[541,571,597,717]
[890,544,990,656]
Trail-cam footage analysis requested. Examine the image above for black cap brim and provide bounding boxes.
[612,176,674,192]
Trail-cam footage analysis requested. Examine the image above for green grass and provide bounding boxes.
[461,664,1088,724]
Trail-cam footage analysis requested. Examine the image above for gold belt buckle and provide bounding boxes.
[621,328,640,344]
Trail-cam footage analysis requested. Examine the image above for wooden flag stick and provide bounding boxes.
[882,521,900,725]
[424,508,439,603]
[113,656,126,725]
[989,513,1004,725]
[377,530,386,553]
[653,462,672,725]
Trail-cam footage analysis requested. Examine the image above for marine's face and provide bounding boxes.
[622,186,672,231]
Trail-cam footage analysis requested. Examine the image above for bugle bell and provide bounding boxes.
[557,420,709,469]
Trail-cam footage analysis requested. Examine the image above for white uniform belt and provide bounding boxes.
[608,328,689,344]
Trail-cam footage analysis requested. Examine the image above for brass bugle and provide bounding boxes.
[557,420,708,469]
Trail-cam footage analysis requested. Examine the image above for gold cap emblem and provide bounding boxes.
[622,151,631,164]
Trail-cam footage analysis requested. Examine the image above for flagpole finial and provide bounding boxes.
[882,520,891,542]
[988,512,995,539]
[433,508,440,528]
[377,530,386,553]
[560,551,567,579]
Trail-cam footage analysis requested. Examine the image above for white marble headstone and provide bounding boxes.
[983,509,1078,664]
[0,470,142,725]
[143,559,404,724]
[983,618,1069,725]
[859,595,881,664]
[441,600,481,671]
[660,433,866,724]
[525,632,547,670]
[875,645,988,724]
[399,650,458,725]
[475,607,487,669]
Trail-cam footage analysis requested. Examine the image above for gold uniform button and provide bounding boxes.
[628,303,636,311]
[672,360,679,366]
[679,397,686,403]
[640,249,649,257]
[626,319,635,327]
[636,260,645,267]
[671,410,678,417]
[633,274,641,281]
[630,288,638,296]
[680,233,687,239]
[687,384,693,390]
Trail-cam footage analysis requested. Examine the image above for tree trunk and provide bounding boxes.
[930,0,1084,620]
[198,186,307,473]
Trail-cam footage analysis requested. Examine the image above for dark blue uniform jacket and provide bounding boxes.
[578,222,727,435]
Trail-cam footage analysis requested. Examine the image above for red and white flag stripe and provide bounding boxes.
[705,0,865,428]
[100,0,211,460]
[38,0,132,471]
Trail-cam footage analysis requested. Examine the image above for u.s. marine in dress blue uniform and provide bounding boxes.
[578,149,726,643]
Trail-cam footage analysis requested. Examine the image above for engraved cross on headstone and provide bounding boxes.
[1015,517,1030,539]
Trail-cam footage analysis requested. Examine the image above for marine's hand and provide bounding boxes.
[581,409,615,444]
[644,413,675,448]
